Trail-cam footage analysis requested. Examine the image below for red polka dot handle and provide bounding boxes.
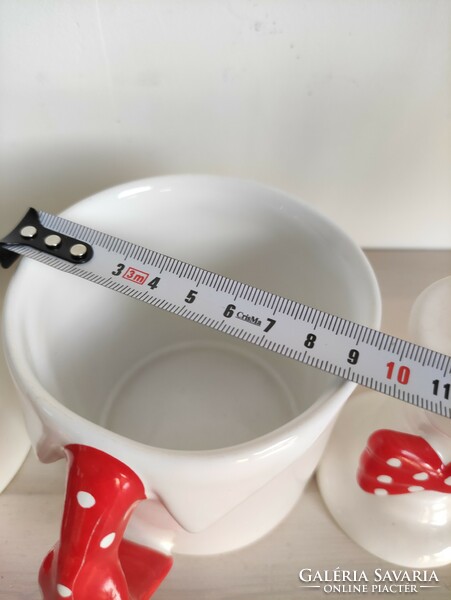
[39,445,173,599]
[357,429,451,496]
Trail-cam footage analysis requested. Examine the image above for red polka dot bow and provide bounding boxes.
[39,445,173,600]
[357,429,451,496]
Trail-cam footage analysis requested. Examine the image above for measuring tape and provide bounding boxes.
[1,207,450,419]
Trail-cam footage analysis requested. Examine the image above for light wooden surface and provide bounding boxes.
[1,250,451,599]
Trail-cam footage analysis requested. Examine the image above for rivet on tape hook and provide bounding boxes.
[0,208,94,268]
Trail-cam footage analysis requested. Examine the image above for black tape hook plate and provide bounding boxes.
[0,208,93,268]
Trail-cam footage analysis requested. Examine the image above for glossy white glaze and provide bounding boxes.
[0,376,29,493]
[3,175,380,554]
[0,271,30,494]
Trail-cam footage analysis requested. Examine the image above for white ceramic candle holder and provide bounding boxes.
[317,276,451,568]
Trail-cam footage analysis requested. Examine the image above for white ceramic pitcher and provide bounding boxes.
[2,175,381,599]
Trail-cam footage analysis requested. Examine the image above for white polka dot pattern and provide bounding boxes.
[38,445,163,600]
[76,491,96,508]
[358,429,451,496]
[376,475,392,484]
[56,584,72,597]
[100,532,116,549]
[386,458,402,467]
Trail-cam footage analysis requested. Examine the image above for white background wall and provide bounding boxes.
[1,0,450,247]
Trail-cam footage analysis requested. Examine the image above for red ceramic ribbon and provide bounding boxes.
[39,444,173,600]
[357,429,451,495]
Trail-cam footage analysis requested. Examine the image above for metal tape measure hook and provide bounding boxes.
[0,207,94,269]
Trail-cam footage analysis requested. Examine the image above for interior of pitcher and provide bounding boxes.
[10,178,379,451]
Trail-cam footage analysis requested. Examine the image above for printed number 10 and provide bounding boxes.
[386,361,411,385]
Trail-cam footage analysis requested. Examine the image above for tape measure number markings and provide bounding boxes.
[2,208,451,419]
